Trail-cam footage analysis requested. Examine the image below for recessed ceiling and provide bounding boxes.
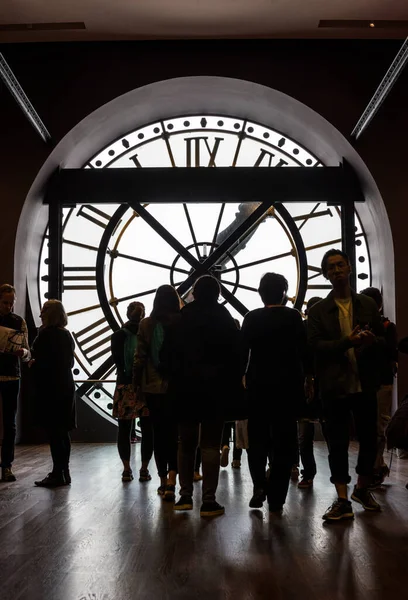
[0,0,407,42]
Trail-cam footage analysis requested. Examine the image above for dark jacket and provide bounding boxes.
[160,300,242,419]
[241,306,307,418]
[111,321,139,385]
[308,290,386,400]
[31,327,76,430]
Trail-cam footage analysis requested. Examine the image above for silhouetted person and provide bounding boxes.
[242,273,307,513]
[111,301,153,483]
[0,283,30,482]
[308,249,386,521]
[162,275,241,517]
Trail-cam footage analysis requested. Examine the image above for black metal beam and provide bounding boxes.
[0,52,52,145]
[341,200,356,290]
[47,188,63,300]
[351,37,408,140]
[44,164,365,207]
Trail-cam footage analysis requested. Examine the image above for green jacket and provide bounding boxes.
[307,290,386,400]
[133,317,167,395]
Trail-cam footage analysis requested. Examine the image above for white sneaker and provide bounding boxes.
[220,445,230,467]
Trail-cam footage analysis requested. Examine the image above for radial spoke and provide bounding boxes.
[111,250,189,274]
[222,250,293,274]
[211,203,225,247]
[112,283,183,305]
[220,279,258,293]
[183,204,201,260]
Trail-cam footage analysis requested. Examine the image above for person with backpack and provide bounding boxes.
[361,287,398,487]
[133,286,181,501]
[112,302,153,483]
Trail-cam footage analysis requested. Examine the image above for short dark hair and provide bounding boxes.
[321,249,350,278]
[126,301,145,321]
[0,284,16,299]
[151,285,181,322]
[192,275,220,303]
[258,273,288,305]
[305,296,322,316]
[360,287,382,310]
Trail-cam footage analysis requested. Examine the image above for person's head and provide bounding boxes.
[0,284,16,316]
[40,300,68,328]
[304,296,322,317]
[258,273,288,306]
[360,287,383,312]
[321,249,351,287]
[151,285,181,322]
[126,301,145,323]
[192,275,220,304]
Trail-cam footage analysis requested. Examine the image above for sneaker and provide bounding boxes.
[249,489,266,508]
[298,477,314,489]
[174,495,193,511]
[164,484,176,502]
[157,485,166,496]
[139,468,151,482]
[34,472,66,488]
[121,469,134,482]
[193,471,203,482]
[200,501,225,517]
[369,466,390,489]
[1,467,16,482]
[220,445,230,467]
[351,486,381,511]
[231,460,241,469]
[322,499,354,521]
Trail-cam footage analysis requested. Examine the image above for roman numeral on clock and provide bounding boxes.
[77,205,112,229]
[254,149,289,168]
[72,318,112,365]
[63,266,97,291]
[184,137,223,167]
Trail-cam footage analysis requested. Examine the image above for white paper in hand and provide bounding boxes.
[0,326,25,354]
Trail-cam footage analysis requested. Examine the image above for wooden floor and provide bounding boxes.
[1,442,408,600]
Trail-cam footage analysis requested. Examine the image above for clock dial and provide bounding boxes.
[38,114,371,417]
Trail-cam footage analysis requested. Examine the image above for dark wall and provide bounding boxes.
[1,39,408,410]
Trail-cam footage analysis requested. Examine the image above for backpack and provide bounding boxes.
[123,328,138,378]
[386,395,408,450]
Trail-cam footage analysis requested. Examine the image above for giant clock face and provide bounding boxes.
[38,114,371,417]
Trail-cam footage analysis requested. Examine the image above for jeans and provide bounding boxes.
[221,423,243,461]
[298,420,317,480]
[47,428,71,473]
[146,393,178,478]
[323,392,377,484]
[178,419,224,503]
[375,385,393,471]
[117,416,154,464]
[0,380,20,468]
[247,415,298,508]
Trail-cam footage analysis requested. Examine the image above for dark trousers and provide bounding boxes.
[0,380,20,468]
[46,428,71,473]
[221,423,243,461]
[298,421,317,479]
[146,393,178,478]
[248,415,297,508]
[323,392,377,484]
[178,420,224,503]
[117,417,154,463]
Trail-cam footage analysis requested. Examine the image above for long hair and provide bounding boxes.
[150,285,181,323]
[41,300,68,328]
